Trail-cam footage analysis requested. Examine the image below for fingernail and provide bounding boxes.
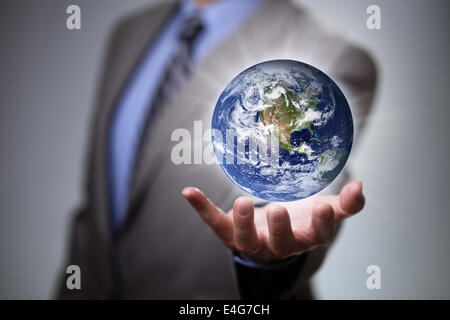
[181,188,190,198]
[238,209,249,217]
[236,200,251,217]
[193,187,204,195]
[352,181,363,195]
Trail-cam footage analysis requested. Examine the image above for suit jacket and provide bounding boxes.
[57,0,376,299]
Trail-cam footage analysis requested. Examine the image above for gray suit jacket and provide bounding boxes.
[57,0,376,299]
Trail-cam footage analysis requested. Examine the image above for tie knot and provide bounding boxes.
[179,15,204,46]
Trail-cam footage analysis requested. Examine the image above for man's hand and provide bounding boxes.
[182,180,365,262]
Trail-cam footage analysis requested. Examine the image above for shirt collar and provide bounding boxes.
[180,0,265,31]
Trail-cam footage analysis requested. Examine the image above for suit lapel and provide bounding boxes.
[90,2,178,244]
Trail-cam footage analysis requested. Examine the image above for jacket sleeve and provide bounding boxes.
[54,16,131,300]
[55,206,114,299]
[233,251,310,299]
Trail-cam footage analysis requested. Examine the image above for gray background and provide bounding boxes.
[0,0,449,299]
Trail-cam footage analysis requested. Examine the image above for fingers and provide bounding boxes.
[233,197,260,255]
[309,203,335,245]
[327,180,365,222]
[266,204,296,258]
[340,180,365,215]
[182,187,234,248]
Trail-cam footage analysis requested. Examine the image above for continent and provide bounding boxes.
[258,82,321,157]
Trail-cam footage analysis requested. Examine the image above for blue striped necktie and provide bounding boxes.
[128,15,205,210]
[146,14,204,121]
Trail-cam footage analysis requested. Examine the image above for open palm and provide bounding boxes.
[182,180,365,262]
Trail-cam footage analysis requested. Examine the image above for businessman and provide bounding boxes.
[57,0,376,299]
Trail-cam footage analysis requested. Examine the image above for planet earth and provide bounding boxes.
[211,60,353,201]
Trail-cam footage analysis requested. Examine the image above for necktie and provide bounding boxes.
[127,15,205,216]
[146,15,204,121]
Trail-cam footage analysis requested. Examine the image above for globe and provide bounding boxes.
[211,60,353,201]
